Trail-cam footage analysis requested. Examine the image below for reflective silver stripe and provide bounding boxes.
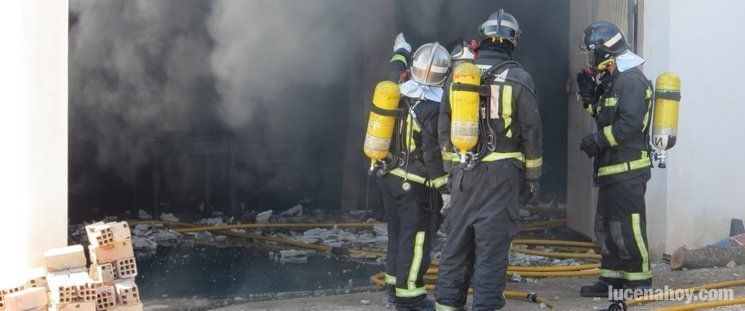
[412,60,448,74]
[480,19,518,32]
[604,32,623,48]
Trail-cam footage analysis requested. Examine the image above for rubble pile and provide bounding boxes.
[0,221,142,311]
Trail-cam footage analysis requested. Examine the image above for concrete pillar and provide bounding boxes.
[0,0,68,281]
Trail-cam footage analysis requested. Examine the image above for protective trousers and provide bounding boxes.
[380,174,441,303]
[435,161,521,311]
[595,176,652,286]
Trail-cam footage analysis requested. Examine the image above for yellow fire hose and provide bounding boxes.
[624,279,745,310]
[370,272,557,309]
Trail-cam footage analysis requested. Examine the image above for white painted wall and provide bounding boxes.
[0,0,68,283]
[643,0,745,254]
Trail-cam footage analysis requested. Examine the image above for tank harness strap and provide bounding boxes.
[450,83,490,96]
[369,102,406,118]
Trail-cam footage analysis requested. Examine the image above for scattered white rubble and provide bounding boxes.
[277,249,311,264]
[132,236,157,250]
[256,210,274,224]
[519,209,531,217]
[197,217,225,226]
[281,205,303,217]
[150,230,180,242]
[160,213,179,222]
[138,209,153,220]
[360,300,371,305]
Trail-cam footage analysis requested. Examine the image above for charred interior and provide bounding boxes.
[68,0,569,223]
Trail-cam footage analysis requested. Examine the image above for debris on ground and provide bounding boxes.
[256,210,273,223]
[160,213,180,222]
[138,209,153,220]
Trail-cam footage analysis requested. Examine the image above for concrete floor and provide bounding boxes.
[143,263,745,310]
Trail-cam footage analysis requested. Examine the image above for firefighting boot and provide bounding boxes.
[623,279,652,291]
[396,296,435,311]
[580,278,624,297]
[387,286,397,304]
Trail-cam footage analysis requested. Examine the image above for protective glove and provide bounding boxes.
[393,33,411,53]
[580,134,602,158]
[519,179,540,205]
[576,71,599,107]
[440,194,452,216]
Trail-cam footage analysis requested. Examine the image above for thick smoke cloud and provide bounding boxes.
[207,0,356,201]
[69,0,216,182]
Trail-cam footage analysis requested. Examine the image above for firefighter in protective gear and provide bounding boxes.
[435,10,543,310]
[376,33,449,311]
[576,21,654,297]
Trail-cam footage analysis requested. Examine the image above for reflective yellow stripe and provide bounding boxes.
[405,114,416,152]
[603,126,618,147]
[390,54,407,65]
[385,273,396,285]
[597,152,651,177]
[625,270,652,281]
[388,168,447,189]
[435,302,460,311]
[389,168,426,185]
[525,157,542,169]
[604,97,617,107]
[407,231,425,290]
[430,174,449,189]
[442,151,459,162]
[481,151,524,162]
[642,88,653,132]
[631,213,650,275]
[601,269,625,279]
[502,85,513,136]
[396,287,427,298]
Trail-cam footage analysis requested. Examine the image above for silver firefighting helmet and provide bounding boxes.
[411,42,451,86]
[478,9,521,47]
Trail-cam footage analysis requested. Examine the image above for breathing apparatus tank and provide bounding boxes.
[449,62,482,162]
[364,81,401,171]
[651,72,681,168]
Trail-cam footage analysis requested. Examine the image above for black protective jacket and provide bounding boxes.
[588,67,653,186]
[381,49,449,193]
[438,50,543,180]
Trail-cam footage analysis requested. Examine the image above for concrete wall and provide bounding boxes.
[643,0,745,254]
[0,0,68,283]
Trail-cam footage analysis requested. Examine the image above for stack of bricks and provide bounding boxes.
[0,221,142,311]
[85,222,141,311]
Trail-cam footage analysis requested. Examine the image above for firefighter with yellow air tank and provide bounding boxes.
[576,21,662,297]
[364,33,450,311]
[435,10,543,310]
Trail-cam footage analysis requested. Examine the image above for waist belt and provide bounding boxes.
[388,168,448,189]
[597,152,652,177]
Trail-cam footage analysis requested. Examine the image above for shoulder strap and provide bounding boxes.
[482,60,522,80]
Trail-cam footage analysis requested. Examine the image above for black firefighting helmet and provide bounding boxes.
[583,21,630,70]
[478,9,521,47]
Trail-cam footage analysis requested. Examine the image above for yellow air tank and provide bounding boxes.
[652,72,681,168]
[450,62,481,162]
[364,81,401,170]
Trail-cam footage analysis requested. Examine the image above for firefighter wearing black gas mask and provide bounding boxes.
[374,33,449,311]
[576,21,654,297]
[435,10,543,310]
